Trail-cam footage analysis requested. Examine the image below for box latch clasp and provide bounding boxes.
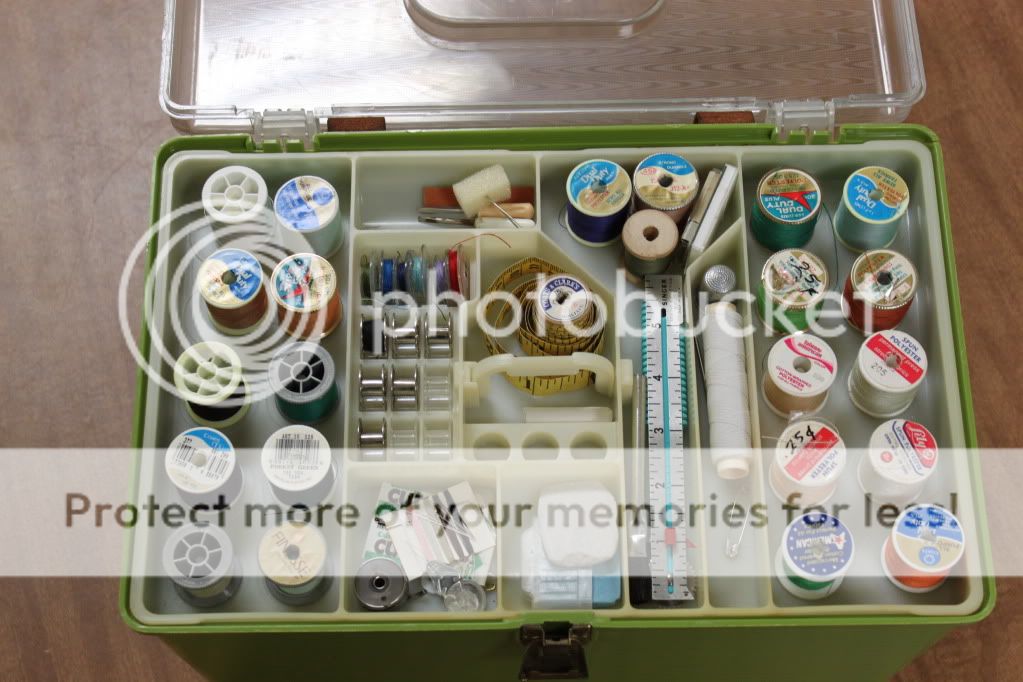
[252,109,319,151]
[770,99,837,141]
[519,622,592,681]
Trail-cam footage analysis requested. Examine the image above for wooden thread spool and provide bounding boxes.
[769,419,846,506]
[858,419,938,506]
[622,209,680,281]
[632,153,700,223]
[271,254,343,339]
[843,249,918,332]
[197,248,269,335]
[882,504,965,593]
[762,334,837,418]
[848,330,927,418]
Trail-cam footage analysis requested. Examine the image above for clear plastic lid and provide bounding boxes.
[161,0,925,134]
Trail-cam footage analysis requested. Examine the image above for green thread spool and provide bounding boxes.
[750,168,822,251]
[776,512,854,601]
[834,166,910,252]
[268,342,340,423]
[756,249,829,332]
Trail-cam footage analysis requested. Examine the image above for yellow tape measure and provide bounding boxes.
[483,257,605,395]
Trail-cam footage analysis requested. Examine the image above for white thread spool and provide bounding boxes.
[848,330,928,417]
[261,425,337,507]
[703,302,752,479]
[453,165,512,218]
[164,427,243,509]
[858,419,939,506]
[274,176,345,258]
[769,419,847,506]
[162,523,241,608]
[258,521,331,606]
[762,334,838,418]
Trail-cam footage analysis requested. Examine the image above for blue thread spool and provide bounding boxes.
[565,160,632,246]
[834,166,910,252]
[750,168,822,251]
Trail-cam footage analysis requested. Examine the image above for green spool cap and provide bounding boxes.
[268,342,340,423]
[756,249,829,332]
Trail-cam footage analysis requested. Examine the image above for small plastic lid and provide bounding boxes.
[161,0,926,133]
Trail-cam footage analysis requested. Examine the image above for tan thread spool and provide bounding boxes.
[196,248,269,335]
[762,334,838,417]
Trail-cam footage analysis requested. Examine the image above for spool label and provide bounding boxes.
[784,513,854,579]
[862,331,927,388]
[870,420,938,484]
[778,421,845,484]
[893,505,965,572]
[633,153,699,210]
[768,335,837,396]
[198,249,263,308]
[272,254,336,312]
[275,177,338,231]
[262,426,331,492]
[165,428,235,494]
[851,250,917,307]
[845,167,910,223]
[757,169,821,224]
[538,276,590,323]
[259,523,327,586]
[567,160,631,217]
[763,249,828,306]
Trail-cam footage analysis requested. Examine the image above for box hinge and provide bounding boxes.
[252,109,319,151]
[519,622,592,681]
[769,99,837,141]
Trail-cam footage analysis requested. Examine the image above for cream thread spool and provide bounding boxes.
[703,302,753,479]
[258,521,332,606]
[622,209,680,282]
[848,330,927,418]
[762,334,838,418]
[165,427,243,510]
[162,523,241,608]
[261,425,337,508]
[858,419,938,506]
[769,419,847,506]
[632,152,700,223]
[882,504,965,593]
[173,342,250,428]
[274,176,345,258]
[776,512,855,601]
[198,166,272,261]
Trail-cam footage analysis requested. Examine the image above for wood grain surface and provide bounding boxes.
[0,1,1021,680]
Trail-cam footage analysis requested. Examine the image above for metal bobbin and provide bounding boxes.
[389,365,419,411]
[360,316,387,359]
[355,558,410,611]
[358,364,387,411]
[357,418,387,462]
[387,311,420,359]
[424,311,454,359]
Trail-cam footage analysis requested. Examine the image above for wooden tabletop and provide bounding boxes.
[1,0,1021,679]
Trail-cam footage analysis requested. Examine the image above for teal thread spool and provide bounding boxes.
[756,249,829,332]
[834,166,910,252]
[268,342,340,423]
[750,168,822,251]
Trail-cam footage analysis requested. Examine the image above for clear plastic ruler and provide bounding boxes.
[643,274,693,601]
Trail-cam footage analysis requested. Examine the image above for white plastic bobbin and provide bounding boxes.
[261,425,337,508]
[274,176,345,258]
[848,330,928,418]
[202,166,270,226]
[174,341,250,428]
[762,334,838,418]
[858,419,939,506]
[769,419,847,507]
[162,523,241,608]
[258,521,332,606]
[165,427,243,509]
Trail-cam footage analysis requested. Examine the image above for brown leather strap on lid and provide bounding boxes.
[326,116,386,132]
[694,111,756,124]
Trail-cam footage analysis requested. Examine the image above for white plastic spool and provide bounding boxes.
[197,166,273,261]
[162,523,241,608]
[261,425,337,507]
[858,419,939,506]
[173,341,250,428]
[769,419,847,506]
